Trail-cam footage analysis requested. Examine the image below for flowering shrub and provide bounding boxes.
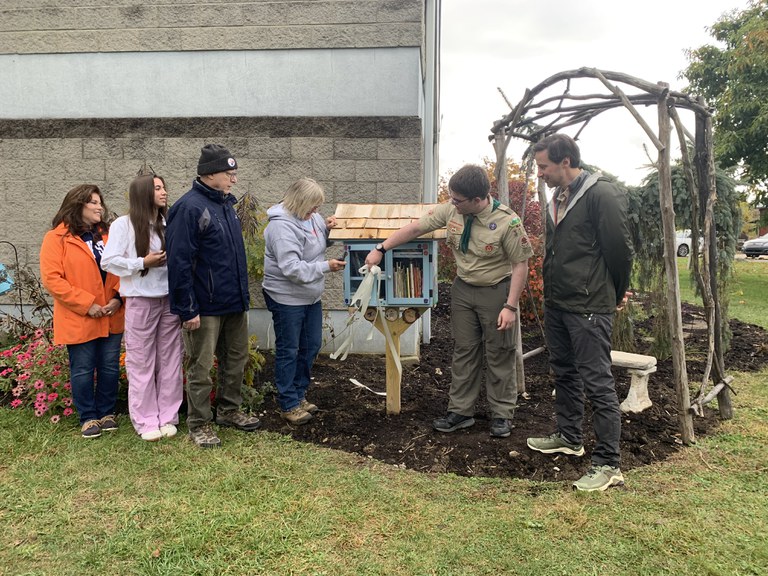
[0,328,129,422]
[0,328,75,422]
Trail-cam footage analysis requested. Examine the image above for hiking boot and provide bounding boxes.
[99,414,118,432]
[526,432,585,456]
[433,411,475,433]
[215,409,261,432]
[81,420,102,439]
[189,424,221,448]
[299,398,319,414]
[160,424,178,438]
[573,465,625,492]
[281,406,313,425]
[141,429,162,442]
[490,418,512,438]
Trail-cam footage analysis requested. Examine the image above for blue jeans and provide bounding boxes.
[67,332,123,425]
[264,291,323,412]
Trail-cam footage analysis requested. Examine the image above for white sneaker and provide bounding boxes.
[160,424,178,438]
[141,429,162,442]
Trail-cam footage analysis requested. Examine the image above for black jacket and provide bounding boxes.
[543,172,634,314]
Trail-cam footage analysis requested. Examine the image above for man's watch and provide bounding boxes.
[375,243,387,255]
[502,303,518,312]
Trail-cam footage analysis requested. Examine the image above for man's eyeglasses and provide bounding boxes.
[450,195,470,205]
[225,171,238,181]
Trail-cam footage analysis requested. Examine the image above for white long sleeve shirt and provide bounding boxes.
[101,215,170,298]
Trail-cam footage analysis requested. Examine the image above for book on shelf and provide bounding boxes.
[393,259,423,299]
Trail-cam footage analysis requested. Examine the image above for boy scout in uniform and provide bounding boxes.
[365,164,533,438]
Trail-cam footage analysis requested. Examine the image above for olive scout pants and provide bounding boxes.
[447,277,517,420]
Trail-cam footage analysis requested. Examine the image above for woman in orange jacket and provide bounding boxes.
[40,184,125,439]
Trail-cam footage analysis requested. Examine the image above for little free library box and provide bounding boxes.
[329,203,446,414]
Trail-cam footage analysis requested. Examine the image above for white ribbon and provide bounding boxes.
[331,263,403,385]
[330,265,381,361]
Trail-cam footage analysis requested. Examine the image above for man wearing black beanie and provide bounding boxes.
[166,143,261,448]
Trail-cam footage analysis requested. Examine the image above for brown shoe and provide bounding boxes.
[189,423,221,448]
[299,398,318,414]
[281,406,312,425]
[215,409,261,432]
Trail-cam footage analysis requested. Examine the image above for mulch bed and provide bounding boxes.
[255,283,768,480]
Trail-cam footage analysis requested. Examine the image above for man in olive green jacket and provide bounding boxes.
[527,133,634,492]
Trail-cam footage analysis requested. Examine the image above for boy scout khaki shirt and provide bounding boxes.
[418,201,533,287]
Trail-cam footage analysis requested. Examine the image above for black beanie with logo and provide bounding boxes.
[197,144,237,176]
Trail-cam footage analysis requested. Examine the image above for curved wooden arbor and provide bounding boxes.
[488,67,734,444]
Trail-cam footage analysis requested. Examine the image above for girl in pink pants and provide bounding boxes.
[101,172,183,441]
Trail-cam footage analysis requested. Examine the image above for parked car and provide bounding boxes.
[742,233,768,258]
[675,230,696,257]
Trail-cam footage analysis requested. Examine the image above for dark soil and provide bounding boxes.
[257,283,767,481]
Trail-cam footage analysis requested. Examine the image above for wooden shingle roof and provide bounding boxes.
[329,203,447,241]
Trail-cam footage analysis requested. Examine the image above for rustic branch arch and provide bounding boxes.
[489,67,734,444]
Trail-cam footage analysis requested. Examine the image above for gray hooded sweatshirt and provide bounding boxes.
[262,203,332,305]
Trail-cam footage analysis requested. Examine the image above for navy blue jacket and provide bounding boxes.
[166,179,249,321]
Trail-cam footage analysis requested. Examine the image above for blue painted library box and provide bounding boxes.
[342,241,438,307]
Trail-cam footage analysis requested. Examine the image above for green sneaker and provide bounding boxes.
[526,432,585,456]
[572,465,625,492]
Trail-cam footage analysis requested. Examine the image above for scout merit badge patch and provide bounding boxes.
[489,223,497,230]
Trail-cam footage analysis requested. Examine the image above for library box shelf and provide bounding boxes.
[343,241,438,307]
[329,203,445,310]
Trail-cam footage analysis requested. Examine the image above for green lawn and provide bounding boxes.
[1,260,766,575]
[678,258,767,329]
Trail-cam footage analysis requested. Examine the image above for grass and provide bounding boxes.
[2,262,766,575]
[678,257,768,329]
[2,391,767,576]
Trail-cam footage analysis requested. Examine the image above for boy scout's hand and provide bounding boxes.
[497,308,516,330]
[364,250,383,268]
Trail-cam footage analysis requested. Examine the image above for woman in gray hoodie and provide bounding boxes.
[262,178,346,424]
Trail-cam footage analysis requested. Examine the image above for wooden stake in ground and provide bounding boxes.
[364,307,427,415]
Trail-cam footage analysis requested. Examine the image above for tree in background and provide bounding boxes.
[683,0,768,209]
[628,163,741,357]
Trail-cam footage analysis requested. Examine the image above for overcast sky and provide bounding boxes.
[439,0,750,186]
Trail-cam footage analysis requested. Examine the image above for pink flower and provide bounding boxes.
[34,329,45,339]
[50,415,61,424]
[51,381,60,388]
[10,399,22,408]
[63,407,74,416]
[63,397,72,406]
[48,392,59,401]
[12,386,23,396]
[52,368,61,376]
[36,392,47,402]
[0,368,13,377]
[18,373,31,382]
[34,408,43,417]
[63,382,72,391]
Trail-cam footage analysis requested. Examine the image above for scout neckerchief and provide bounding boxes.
[459,197,500,254]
